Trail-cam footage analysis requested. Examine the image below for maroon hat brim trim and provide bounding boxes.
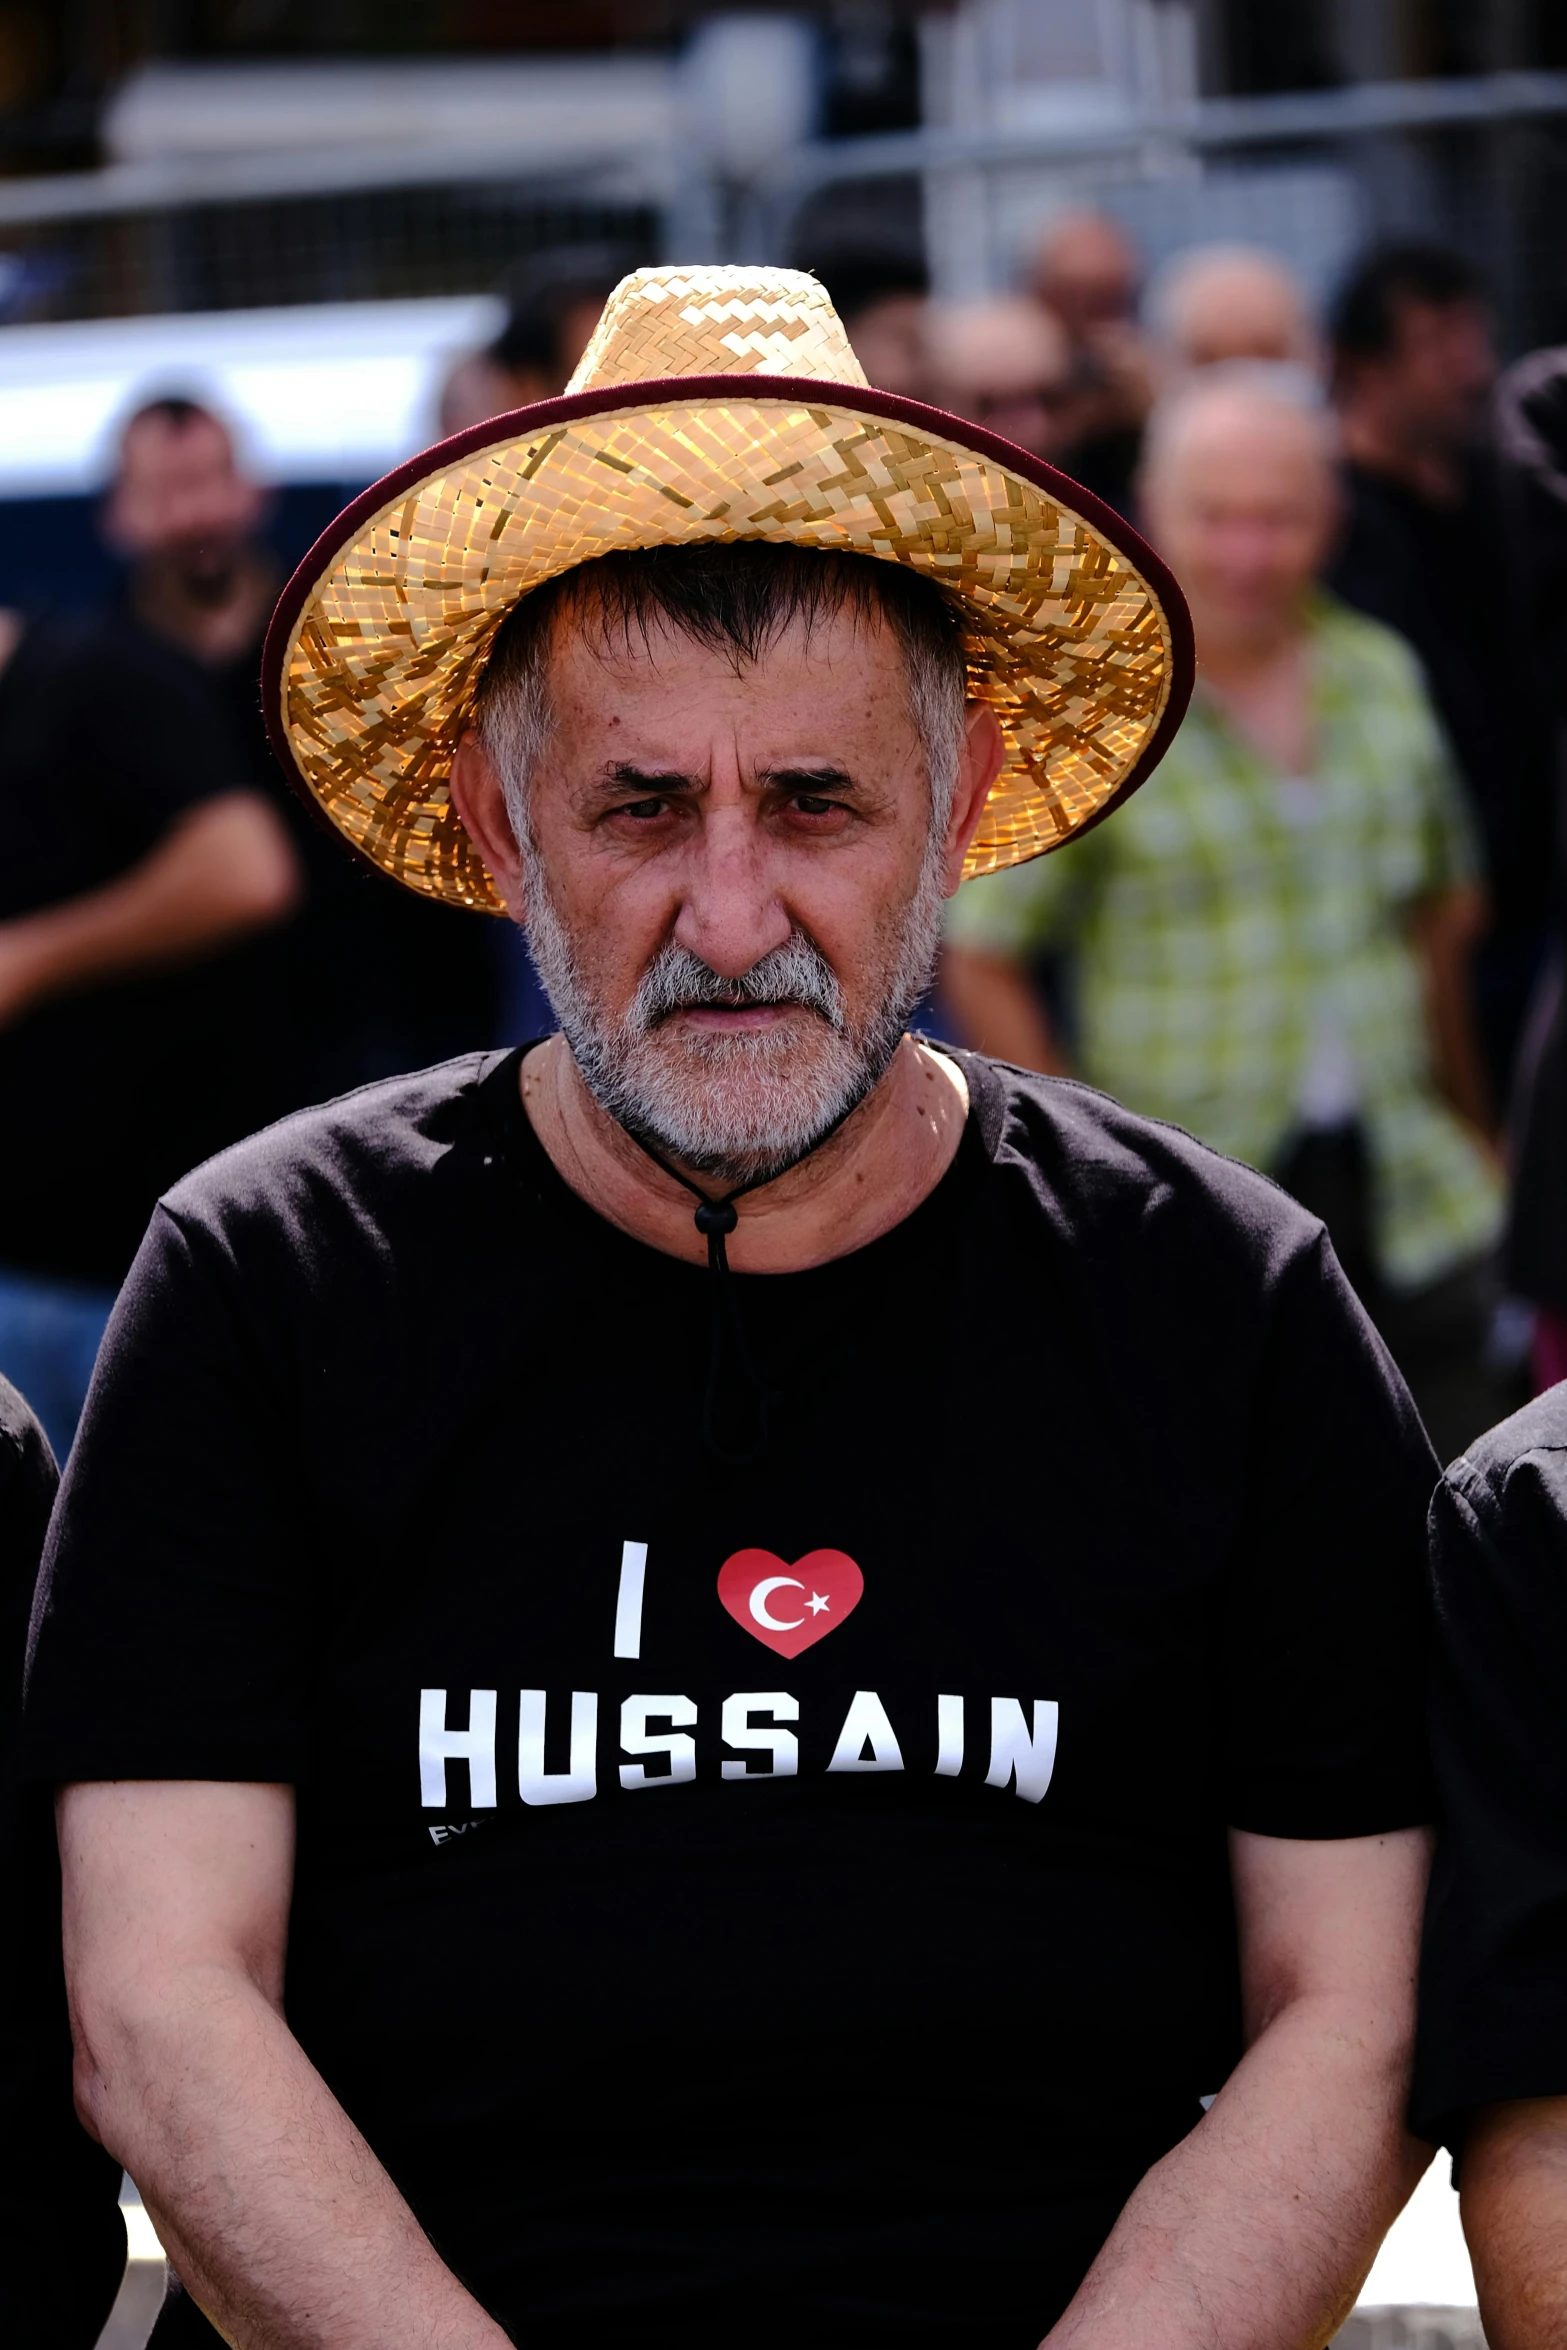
[261,374,1192,889]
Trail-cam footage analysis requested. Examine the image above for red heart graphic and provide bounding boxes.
[717,1548,864,1659]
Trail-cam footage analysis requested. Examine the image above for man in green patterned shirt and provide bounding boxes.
[945,366,1505,1457]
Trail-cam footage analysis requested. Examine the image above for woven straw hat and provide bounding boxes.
[263,265,1192,913]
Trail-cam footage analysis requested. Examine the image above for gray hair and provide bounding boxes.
[472,540,969,851]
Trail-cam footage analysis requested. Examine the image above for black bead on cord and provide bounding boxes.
[623,1093,866,1464]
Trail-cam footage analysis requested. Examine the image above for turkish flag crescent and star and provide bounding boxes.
[716,1548,865,1659]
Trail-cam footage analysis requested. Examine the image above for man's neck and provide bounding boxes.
[1192,606,1303,689]
[1195,617,1311,775]
[520,1031,971,1274]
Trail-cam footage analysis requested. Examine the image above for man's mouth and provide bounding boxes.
[663,1001,813,1033]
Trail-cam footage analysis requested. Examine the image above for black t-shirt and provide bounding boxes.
[21,1048,1437,2349]
[205,635,504,1109]
[0,1375,126,2344]
[1413,1385,1567,2152]
[0,611,283,1286]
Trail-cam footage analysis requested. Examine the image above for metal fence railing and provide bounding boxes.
[765,70,1567,354]
[0,70,1561,356]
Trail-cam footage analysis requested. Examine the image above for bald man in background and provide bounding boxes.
[924,297,1076,463]
[1149,245,1318,375]
[945,367,1506,1458]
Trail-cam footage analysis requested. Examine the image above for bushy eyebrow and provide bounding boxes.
[761,763,856,791]
[591,759,861,800]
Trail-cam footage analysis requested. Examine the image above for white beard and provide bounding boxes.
[518,843,947,1186]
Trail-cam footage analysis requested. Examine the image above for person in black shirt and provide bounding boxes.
[1413,1385,1567,2346]
[0,602,298,1457]
[1328,242,1556,1096]
[109,395,505,1114]
[0,1375,127,2345]
[23,266,1437,2350]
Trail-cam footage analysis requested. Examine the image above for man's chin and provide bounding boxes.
[600,1027,879,1185]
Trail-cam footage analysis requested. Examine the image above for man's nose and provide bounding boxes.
[670,803,793,979]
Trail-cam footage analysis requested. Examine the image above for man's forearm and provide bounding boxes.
[1040,1991,1425,2350]
[0,791,298,1025]
[76,1964,508,2350]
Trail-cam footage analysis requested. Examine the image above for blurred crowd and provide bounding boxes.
[1,216,1566,1468]
[829,211,1564,1466]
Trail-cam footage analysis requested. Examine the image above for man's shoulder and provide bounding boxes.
[1440,1384,1567,1550]
[158,1049,516,1245]
[966,1054,1323,1267]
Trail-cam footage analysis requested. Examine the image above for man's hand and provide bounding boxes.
[1040,1827,1431,2350]
[1460,2098,1567,2349]
[60,1779,511,2350]
[0,791,298,1029]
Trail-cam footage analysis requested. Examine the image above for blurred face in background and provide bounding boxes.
[107,409,263,589]
[1158,249,1317,374]
[1362,294,1497,449]
[1031,210,1140,343]
[924,298,1074,460]
[439,350,552,437]
[1141,386,1338,651]
[846,293,931,402]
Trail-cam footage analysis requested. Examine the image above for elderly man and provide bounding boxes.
[924,294,1076,462]
[25,270,1436,2350]
[945,366,1503,1461]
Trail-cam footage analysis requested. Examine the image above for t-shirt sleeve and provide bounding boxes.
[943,832,1101,960]
[20,1201,314,1785]
[1220,1227,1437,1839]
[1411,1428,1567,2147]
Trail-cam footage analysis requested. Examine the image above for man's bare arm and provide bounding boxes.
[60,1779,511,2350]
[0,792,299,1028]
[939,943,1068,1073]
[1040,1826,1431,2350]
[1460,2098,1567,2349]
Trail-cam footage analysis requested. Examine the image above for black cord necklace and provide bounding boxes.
[621,1093,866,1464]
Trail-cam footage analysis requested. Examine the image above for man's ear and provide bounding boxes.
[449,732,527,918]
[940,702,1007,897]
